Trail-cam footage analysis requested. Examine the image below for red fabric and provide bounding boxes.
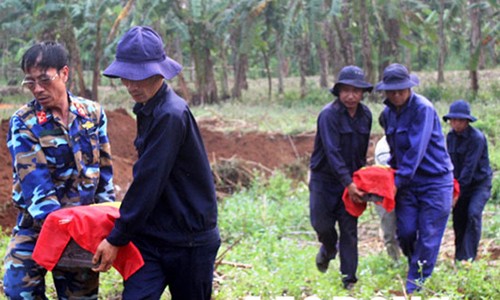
[33,203,144,280]
[453,178,460,199]
[342,166,396,217]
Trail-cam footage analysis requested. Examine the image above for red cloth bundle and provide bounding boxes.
[342,166,396,217]
[33,203,144,280]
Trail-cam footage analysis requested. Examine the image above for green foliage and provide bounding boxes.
[280,86,331,108]
[214,172,500,299]
[490,174,500,206]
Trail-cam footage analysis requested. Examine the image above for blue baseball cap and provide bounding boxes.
[375,63,418,91]
[330,65,373,96]
[103,26,182,80]
[443,99,477,122]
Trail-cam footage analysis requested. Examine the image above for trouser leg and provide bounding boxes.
[309,180,340,259]
[453,195,469,260]
[169,240,220,300]
[52,266,99,300]
[123,239,220,300]
[3,229,48,300]
[338,208,358,285]
[455,184,491,261]
[398,182,452,293]
[375,204,400,261]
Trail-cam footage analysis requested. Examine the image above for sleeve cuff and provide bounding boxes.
[107,226,132,247]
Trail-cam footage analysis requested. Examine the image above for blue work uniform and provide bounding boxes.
[106,84,220,300]
[3,94,115,299]
[446,125,492,261]
[381,92,453,293]
[309,99,371,287]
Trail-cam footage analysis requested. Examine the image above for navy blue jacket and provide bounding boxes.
[107,84,219,247]
[381,92,453,188]
[309,99,372,187]
[446,125,492,189]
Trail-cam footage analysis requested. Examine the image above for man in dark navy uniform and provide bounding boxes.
[309,65,373,290]
[93,26,220,300]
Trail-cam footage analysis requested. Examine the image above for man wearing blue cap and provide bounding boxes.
[309,65,373,290]
[92,26,220,299]
[376,63,454,293]
[443,100,492,262]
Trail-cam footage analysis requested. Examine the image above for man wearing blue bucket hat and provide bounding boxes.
[309,65,373,290]
[376,63,454,294]
[92,26,220,299]
[443,100,492,262]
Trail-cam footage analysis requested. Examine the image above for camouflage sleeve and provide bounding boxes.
[7,116,60,220]
[94,107,115,203]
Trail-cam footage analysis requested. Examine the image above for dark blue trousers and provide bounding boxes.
[396,175,452,293]
[123,239,220,300]
[453,178,491,261]
[309,179,358,286]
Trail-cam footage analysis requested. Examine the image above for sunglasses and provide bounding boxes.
[21,73,59,90]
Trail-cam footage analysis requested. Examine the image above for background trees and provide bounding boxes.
[0,0,497,102]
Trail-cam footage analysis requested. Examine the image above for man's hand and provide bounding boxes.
[347,183,365,204]
[92,239,119,273]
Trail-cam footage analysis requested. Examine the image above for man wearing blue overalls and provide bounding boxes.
[443,100,492,262]
[376,63,454,294]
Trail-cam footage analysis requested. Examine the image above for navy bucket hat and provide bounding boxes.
[103,26,182,80]
[330,65,373,96]
[375,63,418,91]
[443,99,477,122]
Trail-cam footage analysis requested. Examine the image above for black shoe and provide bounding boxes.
[343,282,355,290]
[315,251,329,273]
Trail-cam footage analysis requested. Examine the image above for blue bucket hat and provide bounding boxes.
[103,26,182,80]
[443,99,477,122]
[330,65,373,96]
[375,63,418,91]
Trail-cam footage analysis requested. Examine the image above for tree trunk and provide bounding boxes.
[325,20,341,80]
[189,23,218,104]
[262,49,272,100]
[219,46,230,100]
[172,36,191,102]
[333,7,354,66]
[296,37,310,99]
[60,25,88,99]
[359,0,374,85]
[378,5,400,76]
[91,18,102,101]
[469,0,481,94]
[437,0,446,84]
[276,35,285,95]
[232,53,248,99]
[317,38,329,89]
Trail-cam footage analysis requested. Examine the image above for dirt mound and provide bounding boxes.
[0,109,320,231]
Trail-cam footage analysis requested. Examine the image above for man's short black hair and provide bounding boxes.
[21,41,69,73]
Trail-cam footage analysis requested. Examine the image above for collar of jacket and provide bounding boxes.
[453,124,472,138]
[334,98,370,119]
[133,83,169,116]
[383,90,416,114]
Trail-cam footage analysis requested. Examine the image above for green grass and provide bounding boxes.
[214,172,500,299]
[1,172,499,299]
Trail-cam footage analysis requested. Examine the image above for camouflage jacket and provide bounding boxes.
[7,93,115,226]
